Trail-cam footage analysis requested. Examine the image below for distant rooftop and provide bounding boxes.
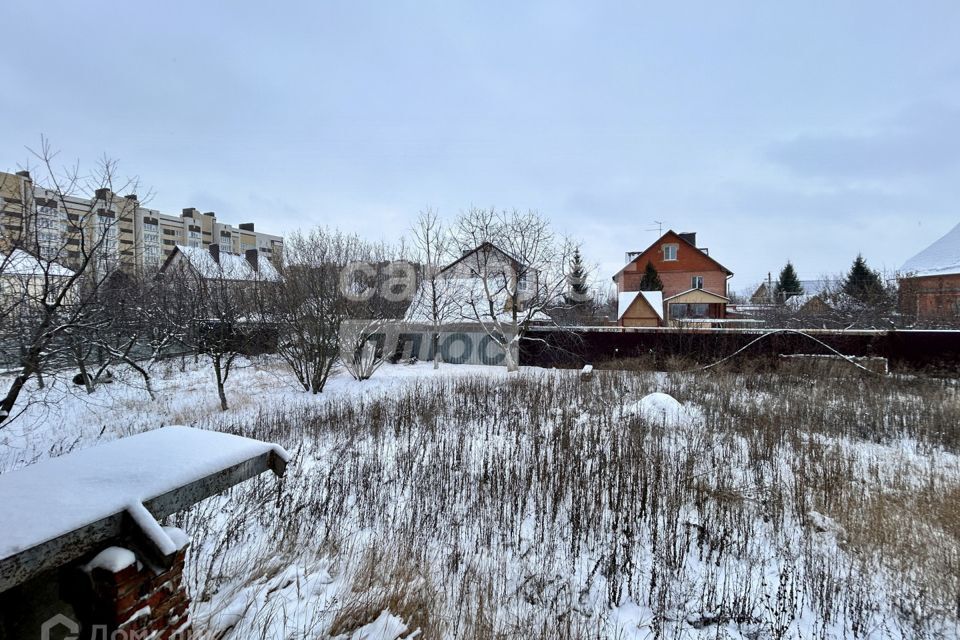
[901,221,960,278]
[176,245,281,281]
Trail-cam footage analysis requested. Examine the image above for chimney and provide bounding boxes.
[245,248,259,272]
[239,223,255,232]
[15,170,30,179]
[208,243,220,264]
[678,232,697,246]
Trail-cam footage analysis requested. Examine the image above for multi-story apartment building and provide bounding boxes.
[0,170,283,275]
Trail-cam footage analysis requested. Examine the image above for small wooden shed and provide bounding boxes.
[618,291,664,327]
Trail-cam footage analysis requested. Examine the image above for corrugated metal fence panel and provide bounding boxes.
[343,321,516,366]
[520,327,960,372]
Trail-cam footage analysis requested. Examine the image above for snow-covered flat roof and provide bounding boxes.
[0,426,288,592]
[901,221,960,278]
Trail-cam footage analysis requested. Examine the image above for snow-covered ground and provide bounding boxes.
[1,357,958,638]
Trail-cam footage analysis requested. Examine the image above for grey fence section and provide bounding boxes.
[346,322,514,366]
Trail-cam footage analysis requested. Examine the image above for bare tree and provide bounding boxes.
[338,318,388,381]
[408,209,456,368]
[450,208,572,372]
[749,275,900,330]
[337,240,416,380]
[159,245,276,410]
[268,229,367,393]
[69,271,162,399]
[0,139,143,426]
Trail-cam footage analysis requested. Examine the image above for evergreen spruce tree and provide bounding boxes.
[565,247,589,305]
[843,254,885,303]
[773,261,803,301]
[638,261,664,291]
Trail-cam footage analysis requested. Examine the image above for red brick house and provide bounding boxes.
[899,221,960,323]
[613,231,733,326]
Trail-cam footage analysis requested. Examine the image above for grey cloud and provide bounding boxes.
[766,103,960,179]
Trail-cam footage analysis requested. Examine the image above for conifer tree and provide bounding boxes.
[638,261,664,291]
[565,247,589,305]
[843,254,885,302]
[774,261,803,301]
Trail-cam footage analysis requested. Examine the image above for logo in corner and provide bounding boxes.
[40,613,79,640]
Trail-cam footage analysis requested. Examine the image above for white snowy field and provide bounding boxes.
[1,357,959,639]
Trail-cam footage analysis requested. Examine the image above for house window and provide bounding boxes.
[692,276,703,289]
[670,303,711,319]
[663,244,678,261]
[517,272,529,292]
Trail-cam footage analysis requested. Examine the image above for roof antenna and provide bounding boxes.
[644,220,664,236]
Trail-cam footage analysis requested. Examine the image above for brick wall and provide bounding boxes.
[81,544,191,639]
[899,273,960,322]
[617,232,730,299]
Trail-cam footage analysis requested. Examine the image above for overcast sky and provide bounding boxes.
[2,0,959,292]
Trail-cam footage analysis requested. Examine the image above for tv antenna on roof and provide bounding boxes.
[644,220,664,236]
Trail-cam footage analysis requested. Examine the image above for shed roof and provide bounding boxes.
[0,426,288,592]
[618,290,664,321]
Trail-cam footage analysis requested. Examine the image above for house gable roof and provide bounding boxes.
[1,249,75,278]
[663,287,730,303]
[901,221,960,278]
[613,230,733,281]
[439,241,527,277]
[160,245,280,282]
[617,290,664,321]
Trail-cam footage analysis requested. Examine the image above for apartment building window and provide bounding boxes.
[663,244,678,261]
[188,229,201,248]
[98,214,117,243]
[144,243,161,265]
[35,205,66,259]
[143,222,161,265]
[143,221,160,246]
[97,214,119,270]
[692,276,704,289]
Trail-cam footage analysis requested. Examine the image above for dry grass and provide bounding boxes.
[329,549,435,638]
[175,366,960,638]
